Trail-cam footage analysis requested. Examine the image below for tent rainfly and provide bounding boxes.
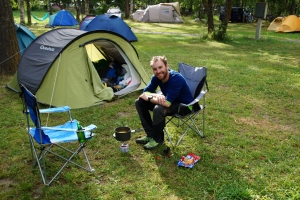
[49,9,78,27]
[14,22,36,54]
[79,14,137,42]
[7,29,150,109]
[276,15,300,32]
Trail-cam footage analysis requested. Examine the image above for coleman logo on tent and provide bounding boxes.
[40,45,55,51]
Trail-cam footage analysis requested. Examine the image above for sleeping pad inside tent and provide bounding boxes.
[10,28,150,109]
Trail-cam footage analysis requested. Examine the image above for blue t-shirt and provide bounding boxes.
[144,70,194,105]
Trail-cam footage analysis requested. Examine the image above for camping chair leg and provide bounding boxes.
[31,142,94,186]
[46,143,95,172]
[176,128,189,146]
[164,127,175,147]
[202,107,205,137]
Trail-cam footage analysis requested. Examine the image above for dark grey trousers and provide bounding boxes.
[135,98,180,143]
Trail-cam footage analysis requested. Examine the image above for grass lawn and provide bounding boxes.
[1,11,299,199]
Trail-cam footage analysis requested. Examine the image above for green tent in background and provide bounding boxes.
[7,29,150,109]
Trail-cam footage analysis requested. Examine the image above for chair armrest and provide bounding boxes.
[41,124,97,132]
[180,90,207,107]
[187,90,207,106]
[177,90,207,115]
[39,106,71,114]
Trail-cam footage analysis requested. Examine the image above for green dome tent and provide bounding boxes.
[8,29,150,109]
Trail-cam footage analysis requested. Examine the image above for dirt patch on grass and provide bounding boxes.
[237,117,293,132]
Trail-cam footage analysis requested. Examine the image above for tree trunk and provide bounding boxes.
[47,0,52,15]
[207,0,214,35]
[18,0,25,25]
[215,0,232,40]
[129,0,133,20]
[25,0,31,25]
[125,0,129,19]
[290,0,296,14]
[0,0,21,75]
[85,0,89,15]
[75,0,81,21]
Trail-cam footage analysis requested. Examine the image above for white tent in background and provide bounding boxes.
[133,2,183,23]
[132,10,145,21]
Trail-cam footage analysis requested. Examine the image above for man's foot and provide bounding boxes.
[143,138,163,150]
[136,136,151,144]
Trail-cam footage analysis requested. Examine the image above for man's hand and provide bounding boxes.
[156,94,166,105]
[139,93,169,107]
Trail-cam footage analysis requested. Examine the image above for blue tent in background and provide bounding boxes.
[80,14,137,42]
[14,22,36,54]
[49,9,78,27]
[79,15,95,30]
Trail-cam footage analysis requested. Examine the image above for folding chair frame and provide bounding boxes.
[21,85,95,186]
[164,63,208,147]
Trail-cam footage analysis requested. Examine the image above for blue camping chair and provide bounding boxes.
[20,84,97,186]
[164,63,208,147]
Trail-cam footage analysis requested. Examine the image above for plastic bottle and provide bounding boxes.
[77,121,86,143]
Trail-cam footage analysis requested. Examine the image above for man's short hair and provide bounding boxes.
[150,55,168,67]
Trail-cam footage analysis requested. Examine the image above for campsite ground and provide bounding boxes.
[1,11,300,199]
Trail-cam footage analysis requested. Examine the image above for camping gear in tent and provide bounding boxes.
[49,9,78,27]
[275,15,300,33]
[14,22,36,54]
[267,17,284,31]
[10,28,149,109]
[136,2,183,23]
[80,14,137,42]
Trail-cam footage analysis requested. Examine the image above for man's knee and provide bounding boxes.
[153,105,167,116]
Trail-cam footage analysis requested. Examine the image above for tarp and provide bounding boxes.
[276,15,300,33]
[49,9,78,27]
[14,22,36,54]
[7,29,150,109]
[136,2,183,23]
[267,17,284,31]
[79,14,137,42]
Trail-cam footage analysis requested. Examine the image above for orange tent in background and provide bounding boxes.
[267,17,284,31]
[276,15,300,32]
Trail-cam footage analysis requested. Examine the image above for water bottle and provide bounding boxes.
[77,121,86,143]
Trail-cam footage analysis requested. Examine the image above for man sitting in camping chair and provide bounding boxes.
[135,55,195,150]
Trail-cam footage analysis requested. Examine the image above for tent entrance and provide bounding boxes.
[85,39,141,96]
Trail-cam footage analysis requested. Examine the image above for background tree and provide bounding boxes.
[214,0,232,40]
[18,0,25,25]
[47,0,53,15]
[25,0,31,25]
[125,0,129,18]
[0,0,20,75]
[207,0,214,36]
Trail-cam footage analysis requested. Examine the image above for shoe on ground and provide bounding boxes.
[136,136,151,144]
[143,138,163,150]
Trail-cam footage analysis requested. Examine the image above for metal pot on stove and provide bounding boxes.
[114,126,131,141]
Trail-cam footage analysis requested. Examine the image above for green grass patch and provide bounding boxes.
[1,11,299,199]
